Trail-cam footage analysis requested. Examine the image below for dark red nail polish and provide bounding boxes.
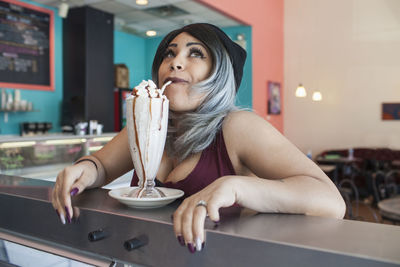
[55,209,60,217]
[187,243,195,253]
[202,242,205,249]
[70,188,79,196]
[177,235,185,246]
[65,207,71,223]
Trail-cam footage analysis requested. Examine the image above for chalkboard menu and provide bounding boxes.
[0,0,54,91]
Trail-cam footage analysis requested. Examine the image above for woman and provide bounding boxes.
[52,23,345,253]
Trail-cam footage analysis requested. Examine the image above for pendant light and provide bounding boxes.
[312,91,322,101]
[58,0,69,18]
[146,30,157,37]
[295,84,307,97]
[136,0,148,5]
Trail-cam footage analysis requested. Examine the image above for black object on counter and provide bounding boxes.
[36,122,45,134]
[124,235,149,251]
[88,229,108,242]
[20,122,52,136]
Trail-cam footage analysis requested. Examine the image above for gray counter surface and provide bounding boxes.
[1,175,399,266]
[0,132,117,143]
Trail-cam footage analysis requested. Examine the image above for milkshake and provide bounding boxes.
[125,80,171,198]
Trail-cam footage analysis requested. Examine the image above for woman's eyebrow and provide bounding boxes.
[168,42,205,48]
[187,42,205,48]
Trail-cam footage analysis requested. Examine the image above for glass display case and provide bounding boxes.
[0,134,116,180]
[0,239,96,267]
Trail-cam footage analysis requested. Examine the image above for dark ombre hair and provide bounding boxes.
[152,23,243,162]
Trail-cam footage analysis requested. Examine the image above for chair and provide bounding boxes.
[339,178,379,222]
[372,170,399,203]
[372,171,387,203]
[384,170,399,198]
[371,170,400,224]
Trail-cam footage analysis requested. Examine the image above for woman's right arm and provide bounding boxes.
[92,127,133,184]
[52,127,133,223]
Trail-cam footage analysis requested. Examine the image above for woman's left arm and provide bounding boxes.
[223,111,346,218]
[173,111,345,252]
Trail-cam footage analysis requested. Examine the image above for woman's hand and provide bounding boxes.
[172,176,238,253]
[51,160,99,224]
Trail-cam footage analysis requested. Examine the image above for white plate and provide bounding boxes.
[108,187,184,209]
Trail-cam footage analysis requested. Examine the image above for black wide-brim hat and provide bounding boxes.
[202,23,247,91]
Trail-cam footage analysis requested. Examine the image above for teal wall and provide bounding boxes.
[114,30,147,87]
[223,26,252,109]
[0,1,252,135]
[0,0,63,135]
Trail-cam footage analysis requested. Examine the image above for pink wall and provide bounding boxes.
[199,0,284,132]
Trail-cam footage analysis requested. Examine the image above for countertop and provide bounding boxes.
[1,175,400,267]
[0,132,117,143]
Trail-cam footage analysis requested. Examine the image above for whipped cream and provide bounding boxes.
[128,80,170,99]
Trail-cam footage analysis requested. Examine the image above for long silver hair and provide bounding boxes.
[151,24,240,162]
[166,50,238,162]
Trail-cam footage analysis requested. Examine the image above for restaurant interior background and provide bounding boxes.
[0,0,399,220]
[1,1,400,266]
[1,0,398,156]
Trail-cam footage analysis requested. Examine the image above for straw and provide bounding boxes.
[160,81,172,95]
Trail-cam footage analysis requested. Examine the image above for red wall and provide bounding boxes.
[199,0,284,132]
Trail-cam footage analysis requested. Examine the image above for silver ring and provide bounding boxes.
[196,200,207,209]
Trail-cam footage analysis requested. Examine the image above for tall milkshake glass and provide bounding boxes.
[125,80,170,198]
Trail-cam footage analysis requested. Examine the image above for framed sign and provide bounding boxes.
[0,0,54,91]
[382,103,400,120]
[267,81,281,115]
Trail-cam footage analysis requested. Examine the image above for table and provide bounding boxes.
[378,196,400,223]
[318,164,338,184]
[316,157,362,184]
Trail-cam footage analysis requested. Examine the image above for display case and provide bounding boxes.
[0,133,116,180]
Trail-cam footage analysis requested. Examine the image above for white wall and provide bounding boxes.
[284,0,400,157]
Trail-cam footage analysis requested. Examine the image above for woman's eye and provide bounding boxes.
[164,50,175,58]
[189,48,204,58]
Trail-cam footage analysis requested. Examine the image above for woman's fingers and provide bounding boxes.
[192,203,208,251]
[173,199,198,253]
[173,201,186,246]
[60,167,80,221]
[181,208,195,253]
[173,177,238,253]
[52,173,67,224]
[174,198,218,253]
[51,162,97,224]
[207,199,222,223]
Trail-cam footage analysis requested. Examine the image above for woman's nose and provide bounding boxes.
[170,57,184,71]
[170,63,183,71]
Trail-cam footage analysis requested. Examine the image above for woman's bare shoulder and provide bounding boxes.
[223,110,276,137]
[222,110,289,162]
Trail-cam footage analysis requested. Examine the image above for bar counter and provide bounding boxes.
[1,174,399,266]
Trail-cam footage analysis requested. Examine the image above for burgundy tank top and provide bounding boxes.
[130,130,236,197]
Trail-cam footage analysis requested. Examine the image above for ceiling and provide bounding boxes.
[30,0,242,37]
